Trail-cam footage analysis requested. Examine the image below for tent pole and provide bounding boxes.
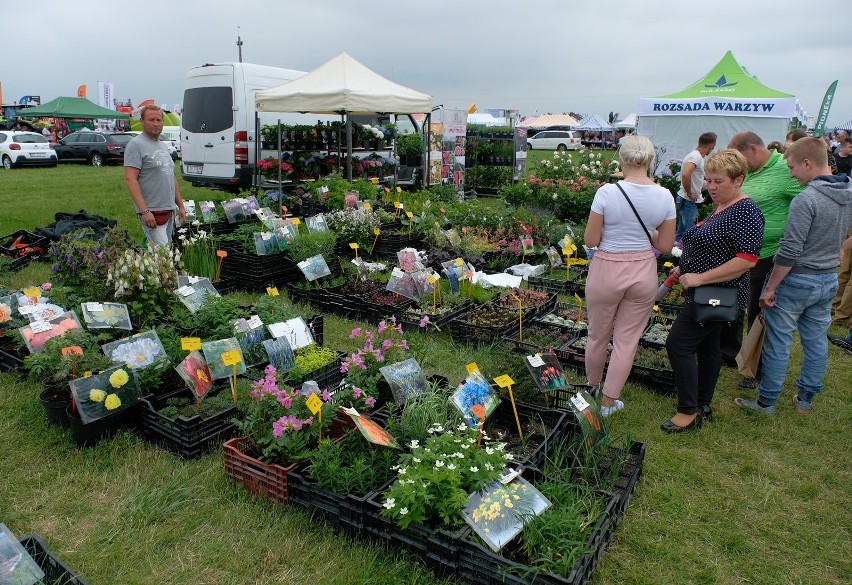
[425,113,431,189]
[277,118,283,214]
[338,114,343,174]
[346,114,353,182]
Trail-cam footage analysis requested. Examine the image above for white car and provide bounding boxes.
[0,131,58,169]
[526,130,581,151]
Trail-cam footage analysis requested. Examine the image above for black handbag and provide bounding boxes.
[693,286,738,323]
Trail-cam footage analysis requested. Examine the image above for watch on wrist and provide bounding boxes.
[138,208,150,216]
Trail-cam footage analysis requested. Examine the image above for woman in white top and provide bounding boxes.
[583,136,677,416]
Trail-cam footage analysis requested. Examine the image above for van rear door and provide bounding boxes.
[181,67,236,181]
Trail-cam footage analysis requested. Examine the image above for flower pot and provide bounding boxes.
[39,386,71,428]
[66,404,128,448]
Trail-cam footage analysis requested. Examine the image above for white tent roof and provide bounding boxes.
[518,114,579,128]
[835,119,852,131]
[255,52,432,115]
[467,113,510,127]
[613,113,637,129]
[574,114,614,131]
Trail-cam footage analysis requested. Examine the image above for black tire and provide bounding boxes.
[526,143,533,151]
[90,152,103,167]
[557,144,567,151]
[2,155,12,170]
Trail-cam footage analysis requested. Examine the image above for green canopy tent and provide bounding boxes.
[15,97,130,120]
[636,51,799,173]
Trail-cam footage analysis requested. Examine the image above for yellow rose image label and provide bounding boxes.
[104,394,122,410]
[196,370,209,384]
[89,389,106,402]
[109,369,129,388]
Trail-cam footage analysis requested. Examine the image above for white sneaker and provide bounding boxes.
[600,400,624,417]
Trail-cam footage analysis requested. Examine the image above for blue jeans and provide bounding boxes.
[675,197,698,242]
[758,272,838,405]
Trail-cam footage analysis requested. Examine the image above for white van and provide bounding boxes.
[180,62,306,192]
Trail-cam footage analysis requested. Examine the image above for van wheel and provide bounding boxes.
[90,152,103,167]
[557,144,567,151]
[2,155,12,170]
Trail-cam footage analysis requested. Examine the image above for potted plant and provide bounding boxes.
[341,319,412,405]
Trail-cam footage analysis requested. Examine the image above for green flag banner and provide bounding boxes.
[812,80,838,138]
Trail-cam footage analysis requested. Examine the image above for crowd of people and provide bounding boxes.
[583,129,852,432]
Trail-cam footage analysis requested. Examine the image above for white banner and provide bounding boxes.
[97,82,115,109]
[636,97,796,118]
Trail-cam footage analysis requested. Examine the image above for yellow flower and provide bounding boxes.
[109,369,129,388]
[104,393,122,410]
[89,389,106,402]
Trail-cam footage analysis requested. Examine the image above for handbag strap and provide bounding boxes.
[615,182,653,244]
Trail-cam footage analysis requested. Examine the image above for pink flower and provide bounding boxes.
[265,364,276,375]
[377,320,386,334]
[349,328,362,339]
[364,339,373,352]
[41,283,52,292]
[340,361,350,373]
[272,418,286,438]
[277,394,293,409]
[321,389,332,401]
[352,386,362,399]
[381,339,393,352]
[373,350,384,362]
[398,339,409,350]
[365,396,376,408]
[390,315,397,324]
[419,316,430,328]
[396,324,403,335]
[303,416,314,426]
[352,354,366,370]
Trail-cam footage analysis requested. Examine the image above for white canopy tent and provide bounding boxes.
[574,114,614,132]
[255,52,432,180]
[613,113,637,129]
[637,51,797,173]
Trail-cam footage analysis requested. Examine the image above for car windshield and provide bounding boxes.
[14,134,47,144]
[110,134,133,145]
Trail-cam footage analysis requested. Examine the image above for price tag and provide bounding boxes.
[181,337,202,351]
[373,228,380,236]
[570,392,591,411]
[62,346,83,356]
[18,305,36,316]
[570,244,578,252]
[426,274,438,284]
[22,287,41,298]
[266,286,279,297]
[396,187,402,193]
[370,178,379,185]
[493,374,515,388]
[394,200,401,208]
[261,232,271,241]
[84,371,92,378]
[305,392,323,415]
[177,285,195,297]
[349,242,359,250]
[663,261,674,268]
[363,202,372,211]
[562,247,570,256]
[247,315,264,330]
[526,354,545,368]
[405,211,413,219]
[84,302,104,312]
[291,217,301,225]
[466,362,480,375]
[455,258,464,266]
[30,320,53,333]
[221,350,242,366]
[216,249,228,258]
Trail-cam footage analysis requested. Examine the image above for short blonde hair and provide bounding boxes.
[139,104,163,120]
[618,135,656,169]
[704,149,750,180]
[784,137,828,166]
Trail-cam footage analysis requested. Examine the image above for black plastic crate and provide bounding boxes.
[138,387,241,459]
[489,400,572,469]
[449,305,523,345]
[503,320,580,357]
[629,363,676,394]
[638,314,670,350]
[400,300,474,332]
[19,533,90,585]
[526,275,574,295]
[0,229,49,258]
[0,347,25,373]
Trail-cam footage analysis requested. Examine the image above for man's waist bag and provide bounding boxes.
[693,286,738,323]
[151,210,173,226]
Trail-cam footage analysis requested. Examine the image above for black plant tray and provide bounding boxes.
[0,229,49,258]
[400,300,474,331]
[139,387,241,459]
[0,345,26,374]
[286,350,346,390]
[629,362,676,394]
[489,400,571,469]
[638,314,670,350]
[19,533,90,585]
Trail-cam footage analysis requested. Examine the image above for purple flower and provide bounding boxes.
[321,389,332,401]
[40,283,52,292]
[340,361,350,373]
[349,328,362,339]
[365,396,376,408]
[398,339,409,350]
[419,316,430,328]
[381,339,393,352]
[352,387,362,399]
[272,418,286,438]
[265,364,276,375]
[352,354,366,370]
[377,321,386,334]
[373,350,385,362]
[303,416,314,426]
[277,394,293,409]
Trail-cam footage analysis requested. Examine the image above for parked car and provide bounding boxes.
[0,131,58,169]
[526,130,581,151]
[53,131,133,166]
[126,131,178,161]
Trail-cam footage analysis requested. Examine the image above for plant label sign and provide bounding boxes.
[85,302,104,312]
[221,350,242,367]
[181,337,202,351]
[568,389,605,448]
[305,392,322,415]
[29,320,52,334]
[266,286,279,297]
[22,287,41,298]
[493,374,515,388]
[466,362,480,374]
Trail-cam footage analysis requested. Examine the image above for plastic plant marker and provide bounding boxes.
[654,305,669,332]
[61,346,83,356]
[84,371,92,377]
[472,404,487,447]
[291,217,301,225]
[306,392,323,439]
[574,294,584,323]
[396,187,402,193]
[494,374,522,440]
[563,248,570,280]
[370,228,381,255]
[663,261,674,268]
[22,287,41,298]
[349,242,359,259]
[440,207,446,215]
[363,202,372,211]
[513,294,523,341]
[215,249,228,282]
[466,362,480,375]
[434,221,440,229]
[181,337,202,351]
[266,286,279,297]
[221,349,242,402]
[370,177,379,185]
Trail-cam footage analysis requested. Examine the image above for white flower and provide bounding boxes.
[495,443,507,451]
[383,498,396,509]
[409,440,420,449]
[470,466,479,473]
[192,220,201,226]
[399,467,407,475]
[457,423,468,432]
[399,507,408,516]
[453,452,464,459]
[504,453,513,460]
[485,462,494,471]
[447,463,456,470]
[413,457,421,463]
[485,447,495,455]
[435,460,445,468]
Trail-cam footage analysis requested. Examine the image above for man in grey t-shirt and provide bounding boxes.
[675,132,716,243]
[124,105,186,244]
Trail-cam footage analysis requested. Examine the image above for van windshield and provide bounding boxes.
[182,87,233,134]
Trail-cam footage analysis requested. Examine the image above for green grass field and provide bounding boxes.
[1,164,850,585]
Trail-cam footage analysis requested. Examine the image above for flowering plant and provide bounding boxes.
[257,156,294,181]
[655,158,683,196]
[176,223,218,280]
[380,422,509,529]
[341,318,411,399]
[325,209,381,250]
[69,364,141,424]
[107,244,182,326]
[235,365,376,465]
[50,227,134,300]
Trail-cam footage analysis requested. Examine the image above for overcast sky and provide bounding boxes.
[4,0,851,128]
